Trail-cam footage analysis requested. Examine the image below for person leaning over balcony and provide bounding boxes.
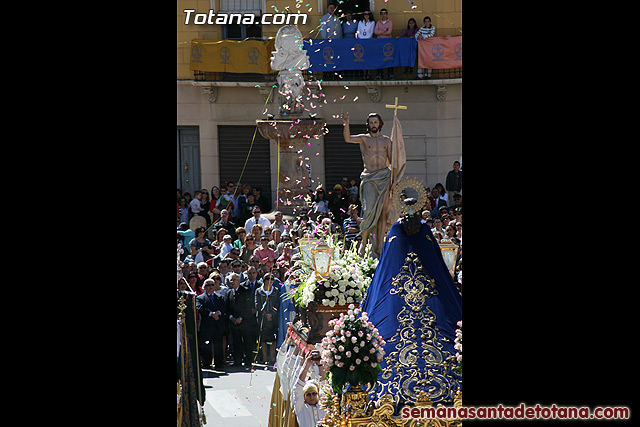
[415,16,436,79]
[320,3,343,39]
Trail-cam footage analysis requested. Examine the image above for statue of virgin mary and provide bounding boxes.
[359,203,462,406]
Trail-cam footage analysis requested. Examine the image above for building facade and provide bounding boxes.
[177,0,462,206]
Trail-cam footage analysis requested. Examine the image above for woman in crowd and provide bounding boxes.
[212,227,228,252]
[312,188,329,214]
[445,224,460,245]
[233,227,247,249]
[209,186,222,223]
[239,234,258,263]
[200,189,212,227]
[177,277,193,292]
[251,223,263,243]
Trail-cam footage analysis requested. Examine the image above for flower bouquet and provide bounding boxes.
[319,304,386,393]
[454,320,462,375]
[288,235,378,309]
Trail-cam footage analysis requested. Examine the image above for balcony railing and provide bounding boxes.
[190,36,461,82]
[193,66,461,82]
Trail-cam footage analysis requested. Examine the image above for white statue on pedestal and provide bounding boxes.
[270,25,310,116]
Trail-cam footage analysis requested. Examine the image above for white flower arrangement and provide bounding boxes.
[290,236,378,309]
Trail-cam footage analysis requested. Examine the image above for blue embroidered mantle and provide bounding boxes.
[360,221,462,405]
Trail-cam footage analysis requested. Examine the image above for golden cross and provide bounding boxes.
[385,96,407,117]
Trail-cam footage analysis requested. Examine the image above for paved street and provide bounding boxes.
[201,363,277,427]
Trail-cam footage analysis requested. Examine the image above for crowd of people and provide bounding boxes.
[176,162,462,371]
[319,3,438,79]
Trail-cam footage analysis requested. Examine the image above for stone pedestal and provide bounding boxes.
[256,118,326,215]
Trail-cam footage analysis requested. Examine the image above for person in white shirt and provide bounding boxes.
[292,351,327,427]
[356,11,375,39]
[219,234,234,258]
[244,206,271,236]
[189,190,203,216]
[356,11,375,79]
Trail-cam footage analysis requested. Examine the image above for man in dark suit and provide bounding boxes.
[211,209,237,242]
[430,187,448,218]
[196,276,227,369]
[227,272,257,369]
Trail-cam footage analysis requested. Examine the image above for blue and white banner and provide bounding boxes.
[303,38,417,71]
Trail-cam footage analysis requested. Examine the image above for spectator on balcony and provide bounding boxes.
[356,11,375,79]
[415,16,436,79]
[397,18,419,75]
[320,3,343,39]
[374,9,393,38]
[397,18,418,39]
[342,11,358,39]
[356,11,375,39]
[374,8,393,80]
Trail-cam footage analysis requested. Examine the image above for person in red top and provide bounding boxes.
[374,9,393,37]
[374,9,394,80]
[254,235,276,269]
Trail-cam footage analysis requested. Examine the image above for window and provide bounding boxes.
[221,22,262,40]
[219,0,263,40]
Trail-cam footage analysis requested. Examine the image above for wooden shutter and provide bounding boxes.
[323,124,366,188]
[218,125,272,201]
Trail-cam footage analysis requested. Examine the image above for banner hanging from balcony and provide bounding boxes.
[417,36,462,69]
[302,38,417,72]
[190,39,276,74]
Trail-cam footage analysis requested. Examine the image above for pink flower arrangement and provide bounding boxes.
[454,320,462,374]
[319,304,386,393]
